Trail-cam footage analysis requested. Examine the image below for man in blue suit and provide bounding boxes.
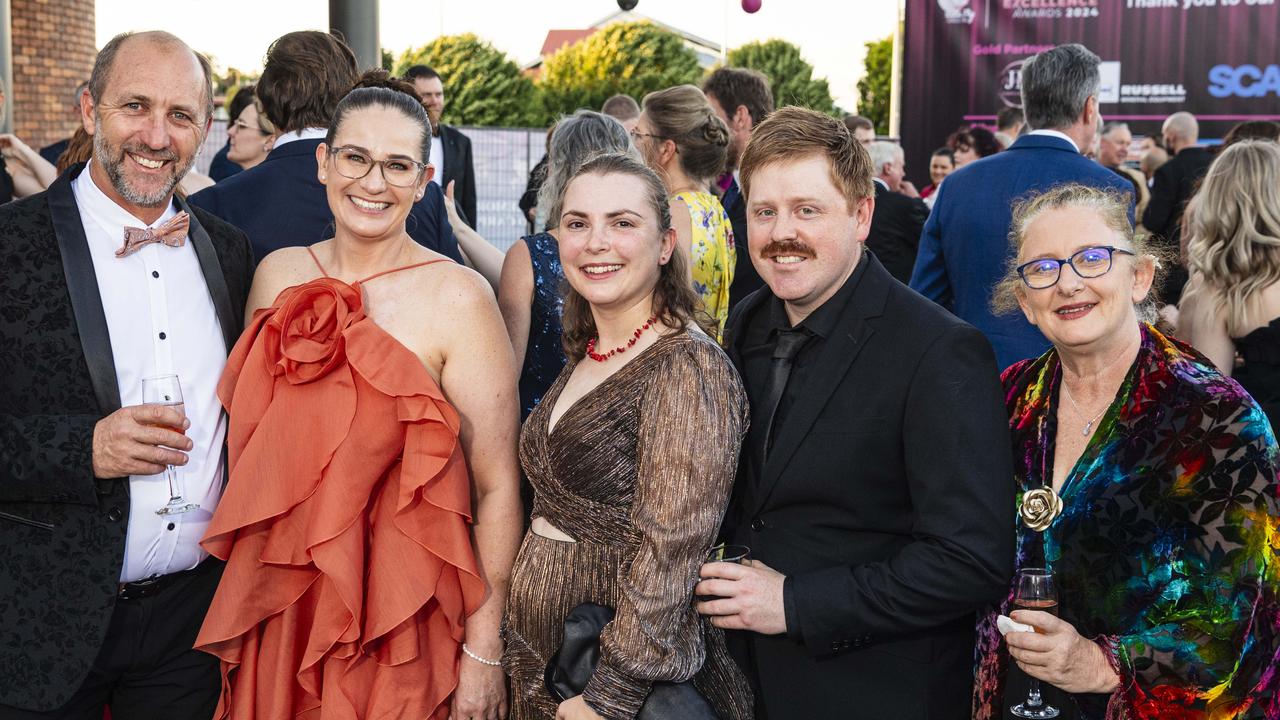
[910,44,1133,370]
[189,31,461,263]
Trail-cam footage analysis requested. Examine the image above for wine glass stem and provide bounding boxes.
[165,465,180,501]
[1027,678,1044,707]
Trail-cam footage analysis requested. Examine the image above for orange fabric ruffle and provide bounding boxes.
[196,280,486,719]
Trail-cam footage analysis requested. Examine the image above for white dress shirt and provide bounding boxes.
[272,127,328,149]
[73,167,228,583]
[1027,129,1081,154]
[429,130,445,186]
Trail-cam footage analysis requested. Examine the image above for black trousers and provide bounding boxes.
[0,560,222,720]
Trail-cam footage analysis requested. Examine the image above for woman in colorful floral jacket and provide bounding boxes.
[974,183,1280,719]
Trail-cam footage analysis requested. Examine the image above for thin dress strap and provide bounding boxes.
[305,246,330,278]
[357,259,450,284]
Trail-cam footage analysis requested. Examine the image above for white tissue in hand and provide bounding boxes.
[997,614,1035,636]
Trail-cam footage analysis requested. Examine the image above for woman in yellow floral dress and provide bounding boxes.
[633,85,735,337]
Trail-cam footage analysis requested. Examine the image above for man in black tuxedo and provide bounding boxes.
[865,140,930,284]
[1141,111,1212,303]
[0,31,253,718]
[189,33,461,263]
[703,67,773,310]
[697,107,1014,719]
[406,64,478,230]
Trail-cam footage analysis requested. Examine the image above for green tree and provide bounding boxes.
[538,21,701,120]
[394,34,542,127]
[726,39,836,115]
[856,36,892,135]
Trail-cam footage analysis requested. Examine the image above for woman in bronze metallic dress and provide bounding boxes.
[501,153,754,720]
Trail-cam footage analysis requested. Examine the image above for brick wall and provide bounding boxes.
[10,0,95,151]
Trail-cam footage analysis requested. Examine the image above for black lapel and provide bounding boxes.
[723,286,768,371]
[749,254,892,516]
[441,126,459,186]
[176,196,237,353]
[50,164,121,415]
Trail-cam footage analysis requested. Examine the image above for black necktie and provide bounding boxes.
[759,329,810,466]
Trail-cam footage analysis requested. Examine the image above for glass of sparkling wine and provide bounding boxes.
[1010,567,1060,719]
[141,374,199,516]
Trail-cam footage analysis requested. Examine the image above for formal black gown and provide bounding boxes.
[1233,318,1280,433]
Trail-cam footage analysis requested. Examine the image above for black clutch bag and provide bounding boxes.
[544,602,719,719]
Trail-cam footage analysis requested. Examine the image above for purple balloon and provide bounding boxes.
[742,0,761,12]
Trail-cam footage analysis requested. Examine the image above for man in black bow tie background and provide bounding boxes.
[0,31,253,719]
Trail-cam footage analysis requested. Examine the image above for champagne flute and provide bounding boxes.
[141,374,199,516]
[1010,567,1060,719]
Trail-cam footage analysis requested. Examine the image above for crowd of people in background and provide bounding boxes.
[1,25,1278,720]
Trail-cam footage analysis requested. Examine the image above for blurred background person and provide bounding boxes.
[209,85,274,181]
[1097,121,1149,218]
[948,125,1002,167]
[600,93,641,132]
[1140,145,1168,184]
[0,79,57,201]
[1180,140,1280,431]
[635,84,734,337]
[519,122,554,233]
[866,140,929,283]
[1217,119,1280,152]
[995,106,1025,148]
[979,183,1279,719]
[703,66,773,309]
[842,114,875,146]
[38,80,88,166]
[405,64,477,229]
[920,146,954,205]
[1143,111,1211,304]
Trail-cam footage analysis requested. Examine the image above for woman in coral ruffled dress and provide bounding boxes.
[195,83,522,719]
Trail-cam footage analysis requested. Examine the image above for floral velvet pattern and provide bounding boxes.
[974,324,1280,719]
[673,191,735,339]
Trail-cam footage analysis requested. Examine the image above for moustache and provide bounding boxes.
[759,240,816,260]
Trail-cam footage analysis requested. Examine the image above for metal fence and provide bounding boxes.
[196,122,548,253]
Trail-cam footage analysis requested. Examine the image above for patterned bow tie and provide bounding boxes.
[115,211,190,258]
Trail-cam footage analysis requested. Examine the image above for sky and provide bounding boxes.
[96,0,898,113]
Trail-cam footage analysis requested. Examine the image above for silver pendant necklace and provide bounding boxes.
[1061,383,1107,437]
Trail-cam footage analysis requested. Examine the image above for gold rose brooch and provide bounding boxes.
[1018,487,1063,532]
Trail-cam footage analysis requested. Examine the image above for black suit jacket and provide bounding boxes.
[722,253,1014,719]
[1141,145,1212,302]
[0,165,254,711]
[189,138,462,263]
[724,178,764,310]
[438,124,477,230]
[866,181,929,284]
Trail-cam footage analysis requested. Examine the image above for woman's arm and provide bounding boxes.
[445,180,503,289]
[496,239,535,373]
[436,270,523,718]
[579,343,746,719]
[1,134,57,196]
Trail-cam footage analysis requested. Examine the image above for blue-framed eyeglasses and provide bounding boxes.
[1016,246,1135,289]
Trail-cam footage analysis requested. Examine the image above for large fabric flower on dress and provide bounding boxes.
[262,278,365,384]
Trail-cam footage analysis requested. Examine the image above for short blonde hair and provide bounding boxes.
[991,184,1163,321]
[739,106,874,211]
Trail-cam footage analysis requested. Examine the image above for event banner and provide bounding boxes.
[900,0,1280,184]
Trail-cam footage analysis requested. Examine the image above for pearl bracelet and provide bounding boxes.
[462,643,503,667]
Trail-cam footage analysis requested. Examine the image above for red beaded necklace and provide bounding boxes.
[585,316,658,363]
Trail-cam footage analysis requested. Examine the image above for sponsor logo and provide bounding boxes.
[1098,62,1121,103]
[938,0,975,23]
[1208,64,1280,98]
[999,60,1025,107]
[1120,82,1188,104]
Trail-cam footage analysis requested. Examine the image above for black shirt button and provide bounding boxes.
[750,517,765,532]
[166,522,175,531]
[151,270,159,278]
[158,332,166,340]
[106,506,123,522]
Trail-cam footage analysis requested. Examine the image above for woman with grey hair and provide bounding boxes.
[974,183,1279,719]
[497,109,638,421]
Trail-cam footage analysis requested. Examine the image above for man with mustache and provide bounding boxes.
[0,31,253,719]
[697,107,1014,719]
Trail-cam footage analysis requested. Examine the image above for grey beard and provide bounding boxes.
[92,121,195,207]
